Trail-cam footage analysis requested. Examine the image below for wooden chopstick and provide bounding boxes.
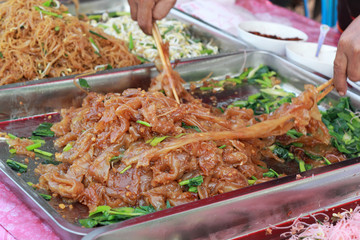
[317,79,334,102]
[152,22,180,104]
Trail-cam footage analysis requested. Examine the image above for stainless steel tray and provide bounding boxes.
[0,0,247,90]
[1,50,359,240]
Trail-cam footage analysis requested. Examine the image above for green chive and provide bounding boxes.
[200,86,213,91]
[8,133,17,139]
[110,154,124,162]
[63,143,72,152]
[39,193,52,201]
[6,159,27,173]
[89,30,107,40]
[34,149,53,157]
[136,55,150,63]
[298,160,306,172]
[218,145,226,149]
[88,14,102,21]
[251,176,258,180]
[0,52,3,59]
[174,133,187,138]
[323,157,331,165]
[136,120,151,127]
[108,11,130,17]
[26,142,42,151]
[89,37,100,56]
[163,26,174,35]
[248,180,256,185]
[34,6,63,18]
[128,32,134,50]
[79,78,90,89]
[112,23,120,34]
[9,148,16,154]
[120,165,131,174]
[54,26,60,31]
[188,186,198,193]
[146,136,169,147]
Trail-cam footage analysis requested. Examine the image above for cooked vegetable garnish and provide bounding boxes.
[263,168,279,178]
[112,23,120,34]
[136,120,151,127]
[181,122,201,132]
[120,165,131,174]
[54,26,60,31]
[32,122,54,137]
[43,159,61,165]
[79,205,156,228]
[8,133,17,139]
[9,148,16,154]
[321,97,360,158]
[269,144,294,162]
[26,142,42,151]
[218,144,226,149]
[6,159,27,173]
[39,193,52,201]
[34,149,53,157]
[110,154,124,162]
[146,136,169,146]
[179,175,203,188]
[286,129,304,139]
[79,78,90,89]
[63,143,72,152]
[0,52,3,59]
[128,32,134,50]
[89,37,100,56]
[89,30,107,40]
[34,6,62,18]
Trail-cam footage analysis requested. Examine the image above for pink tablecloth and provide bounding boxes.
[0,1,341,239]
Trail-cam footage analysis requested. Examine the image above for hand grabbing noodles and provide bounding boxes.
[333,16,360,96]
[128,0,176,35]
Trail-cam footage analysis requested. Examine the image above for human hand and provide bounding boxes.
[333,16,360,96]
[128,0,176,35]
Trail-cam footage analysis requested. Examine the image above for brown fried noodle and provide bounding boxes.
[0,0,140,85]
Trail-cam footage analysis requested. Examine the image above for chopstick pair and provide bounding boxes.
[317,79,334,102]
[152,22,180,104]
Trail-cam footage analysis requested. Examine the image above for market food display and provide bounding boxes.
[90,14,219,62]
[0,0,140,86]
[3,63,353,228]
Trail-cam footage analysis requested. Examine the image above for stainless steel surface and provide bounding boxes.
[1,50,360,240]
[0,0,247,90]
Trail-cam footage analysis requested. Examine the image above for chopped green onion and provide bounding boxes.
[218,145,226,149]
[9,148,16,154]
[110,154,124,162]
[63,143,72,152]
[34,149,53,157]
[120,165,131,174]
[89,37,100,56]
[32,122,54,137]
[199,86,213,91]
[179,175,203,187]
[88,14,102,21]
[34,6,63,18]
[248,180,256,185]
[136,55,150,63]
[292,142,303,147]
[108,11,130,17]
[181,122,201,132]
[0,52,3,59]
[251,176,258,180]
[112,23,120,34]
[42,0,54,7]
[8,133,17,139]
[6,159,27,173]
[42,159,60,165]
[286,129,304,139]
[323,157,331,165]
[136,120,151,127]
[26,142,42,151]
[298,159,306,172]
[54,26,60,31]
[163,26,174,35]
[89,30,107,40]
[188,186,198,193]
[146,136,169,147]
[39,193,52,201]
[128,32,134,50]
[263,168,279,178]
[174,133,187,138]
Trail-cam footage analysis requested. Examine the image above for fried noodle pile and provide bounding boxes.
[0,0,140,85]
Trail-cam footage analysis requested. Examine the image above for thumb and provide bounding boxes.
[333,51,348,96]
[153,0,176,20]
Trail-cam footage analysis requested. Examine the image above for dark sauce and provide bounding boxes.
[248,31,303,41]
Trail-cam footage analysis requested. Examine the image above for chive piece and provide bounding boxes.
[6,159,27,173]
[128,32,134,50]
[163,26,174,35]
[79,78,90,89]
[26,142,42,151]
[251,176,258,180]
[27,182,34,187]
[110,154,124,162]
[248,180,256,185]
[120,165,131,174]
[292,142,303,147]
[136,120,151,127]
[0,52,3,59]
[42,159,60,165]
[323,157,331,165]
[34,6,63,18]
[146,136,169,146]
[136,55,150,63]
[8,133,17,139]
[112,23,120,34]
[9,148,16,154]
[89,37,100,56]
[298,160,306,172]
[181,122,201,132]
[42,0,53,7]
[89,30,107,40]
[188,186,198,193]
[179,175,203,187]
[32,122,54,137]
[54,26,60,31]
[39,193,52,201]
[106,64,113,70]
[108,11,130,17]
[200,86,213,91]
[218,145,226,149]
[175,133,187,138]
[63,143,72,152]
[34,149,53,157]
[88,14,102,21]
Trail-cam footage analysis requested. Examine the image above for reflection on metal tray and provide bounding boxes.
[1,51,360,240]
[0,0,247,90]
